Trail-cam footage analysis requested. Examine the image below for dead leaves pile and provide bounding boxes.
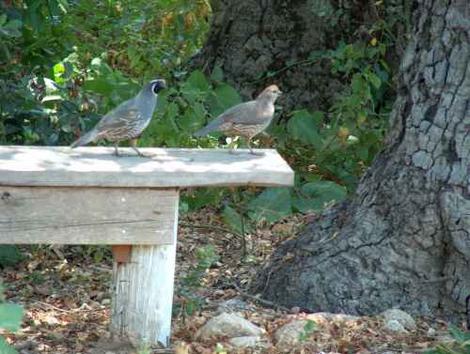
[1,209,456,353]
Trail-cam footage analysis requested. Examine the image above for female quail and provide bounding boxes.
[194,85,282,155]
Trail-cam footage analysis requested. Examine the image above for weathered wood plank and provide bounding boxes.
[0,146,294,188]
[0,187,177,244]
[111,192,179,346]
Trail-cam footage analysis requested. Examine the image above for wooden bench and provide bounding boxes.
[0,146,294,347]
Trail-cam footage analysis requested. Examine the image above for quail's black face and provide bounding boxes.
[150,79,166,94]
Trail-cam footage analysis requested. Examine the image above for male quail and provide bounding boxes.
[194,85,282,154]
[71,79,166,157]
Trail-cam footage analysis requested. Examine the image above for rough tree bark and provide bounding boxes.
[192,0,407,111]
[250,0,470,319]
[196,0,469,318]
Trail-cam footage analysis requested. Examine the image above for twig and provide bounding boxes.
[231,283,290,312]
[241,214,247,257]
[179,222,243,240]
[153,349,175,354]
[33,301,73,313]
[377,347,429,353]
[33,301,106,313]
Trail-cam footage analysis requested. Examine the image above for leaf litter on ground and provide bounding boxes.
[1,208,461,353]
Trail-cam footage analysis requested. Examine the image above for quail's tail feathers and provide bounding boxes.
[70,129,98,148]
[193,126,212,137]
[193,119,222,137]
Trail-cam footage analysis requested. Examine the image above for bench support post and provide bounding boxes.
[110,190,179,347]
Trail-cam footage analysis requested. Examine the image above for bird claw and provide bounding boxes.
[249,150,265,156]
[131,147,153,158]
[136,152,153,158]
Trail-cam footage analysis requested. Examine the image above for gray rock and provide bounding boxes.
[274,319,316,351]
[307,312,360,323]
[381,309,416,330]
[15,341,36,351]
[384,319,407,333]
[229,336,268,349]
[196,312,265,340]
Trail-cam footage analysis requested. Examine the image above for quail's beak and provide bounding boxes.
[159,79,167,89]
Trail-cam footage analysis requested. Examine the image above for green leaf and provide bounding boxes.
[351,74,367,95]
[248,188,292,223]
[41,95,63,103]
[185,70,209,92]
[178,104,206,132]
[0,303,23,332]
[214,84,242,107]
[181,86,202,105]
[209,83,242,116]
[210,65,224,82]
[183,188,225,211]
[303,319,317,332]
[52,62,65,83]
[83,78,113,95]
[0,246,23,267]
[366,71,382,89]
[449,325,470,342]
[1,19,22,37]
[0,337,18,354]
[287,110,323,148]
[293,181,347,213]
[222,205,244,235]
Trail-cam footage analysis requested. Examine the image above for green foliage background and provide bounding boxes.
[0,0,406,238]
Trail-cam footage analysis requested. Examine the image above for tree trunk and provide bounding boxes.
[192,0,407,111]
[252,0,470,319]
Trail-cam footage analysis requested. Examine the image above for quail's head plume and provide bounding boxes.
[194,84,282,154]
[70,78,166,157]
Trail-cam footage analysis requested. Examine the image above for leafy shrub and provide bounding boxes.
[177,245,219,316]
[426,326,470,354]
[1,0,401,247]
[0,246,23,268]
[299,320,317,342]
[0,281,24,354]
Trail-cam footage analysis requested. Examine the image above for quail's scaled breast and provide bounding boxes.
[70,79,166,157]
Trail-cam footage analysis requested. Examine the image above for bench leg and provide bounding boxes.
[110,191,179,347]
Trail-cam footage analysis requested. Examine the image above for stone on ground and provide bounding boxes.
[307,312,360,324]
[196,312,265,340]
[381,309,416,331]
[383,319,408,333]
[274,319,316,351]
[228,336,268,349]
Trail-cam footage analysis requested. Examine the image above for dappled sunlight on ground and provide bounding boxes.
[2,209,454,353]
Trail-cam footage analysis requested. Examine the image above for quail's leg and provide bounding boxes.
[227,136,241,155]
[247,139,253,154]
[247,138,264,156]
[130,139,151,158]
